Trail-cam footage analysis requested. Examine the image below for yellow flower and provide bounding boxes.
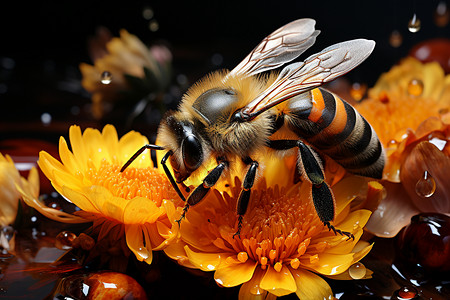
[20,124,182,264]
[0,153,37,227]
[80,29,172,119]
[356,57,450,146]
[354,57,450,237]
[164,167,374,299]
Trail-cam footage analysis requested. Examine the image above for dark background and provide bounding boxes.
[0,0,449,138]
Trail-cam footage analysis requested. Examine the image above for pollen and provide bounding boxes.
[87,159,175,206]
[214,184,328,270]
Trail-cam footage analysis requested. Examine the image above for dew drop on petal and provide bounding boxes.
[415,171,436,198]
[389,30,403,48]
[101,71,112,84]
[394,286,418,299]
[55,231,77,250]
[407,79,424,97]
[348,262,366,279]
[408,14,421,33]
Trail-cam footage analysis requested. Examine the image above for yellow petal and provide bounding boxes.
[125,224,153,264]
[214,260,258,287]
[302,252,354,275]
[291,268,333,300]
[259,265,297,297]
[123,197,163,224]
[69,125,89,172]
[184,245,222,271]
[163,242,196,268]
[60,186,99,213]
[333,176,367,217]
[239,269,277,300]
[335,209,371,232]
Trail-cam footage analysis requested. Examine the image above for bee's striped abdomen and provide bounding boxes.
[287,88,385,178]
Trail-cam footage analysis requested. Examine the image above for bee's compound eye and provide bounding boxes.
[182,135,203,171]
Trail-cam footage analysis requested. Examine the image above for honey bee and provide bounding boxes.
[121,19,385,239]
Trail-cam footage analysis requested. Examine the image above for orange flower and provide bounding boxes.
[355,57,450,237]
[355,57,450,146]
[165,167,374,299]
[17,125,182,265]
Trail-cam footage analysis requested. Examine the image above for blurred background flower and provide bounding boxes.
[80,28,172,126]
[355,57,450,237]
[18,125,183,271]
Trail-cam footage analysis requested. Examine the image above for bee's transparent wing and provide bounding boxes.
[242,39,376,118]
[228,18,320,78]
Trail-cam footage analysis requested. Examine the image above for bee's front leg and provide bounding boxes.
[176,158,228,224]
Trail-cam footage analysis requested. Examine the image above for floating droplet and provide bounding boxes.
[387,139,398,148]
[55,231,77,250]
[1,226,15,241]
[408,14,421,33]
[415,171,436,198]
[348,262,366,279]
[349,82,367,101]
[142,6,154,20]
[393,286,418,299]
[41,112,52,125]
[149,20,159,32]
[434,1,450,27]
[407,78,424,97]
[389,30,403,48]
[101,71,112,84]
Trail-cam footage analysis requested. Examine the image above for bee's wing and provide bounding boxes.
[242,39,376,118]
[228,18,320,78]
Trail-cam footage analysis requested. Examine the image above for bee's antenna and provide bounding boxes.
[120,144,165,172]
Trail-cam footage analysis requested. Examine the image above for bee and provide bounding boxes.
[121,18,385,239]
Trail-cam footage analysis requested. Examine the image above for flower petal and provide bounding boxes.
[125,224,153,264]
[365,181,419,237]
[291,268,333,300]
[184,245,222,271]
[259,265,297,297]
[214,260,258,287]
[302,252,354,275]
[239,269,277,300]
[401,141,450,213]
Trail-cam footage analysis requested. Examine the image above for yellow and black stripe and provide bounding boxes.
[287,88,385,179]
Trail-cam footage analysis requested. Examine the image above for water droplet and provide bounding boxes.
[101,71,112,84]
[415,171,436,198]
[408,14,421,33]
[142,6,154,20]
[149,20,159,32]
[41,112,52,125]
[434,1,449,27]
[349,82,367,101]
[348,262,366,279]
[389,30,403,48]
[55,231,77,250]
[387,139,398,147]
[1,226,14,241]
[407,78,424,97]
[211,53,223,66]
[394,286,418,299]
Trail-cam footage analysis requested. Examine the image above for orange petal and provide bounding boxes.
[302,252,354,275]
[214,260,258,287]
[259,265,297,297]
[365,181,419,237]
[125,224,153,264]
[333,176,368,217]
[401,141,450,213]
[184,245,223,271]
[291,268,333,300]
[239,269,276,300]
[123,197,163,224]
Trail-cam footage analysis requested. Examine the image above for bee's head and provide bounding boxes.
[158,113,206,183]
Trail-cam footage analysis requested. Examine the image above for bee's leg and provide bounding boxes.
[176,159,229,224]
[267,139,354,240]
[234,158,259,239]
[121,144,165,172]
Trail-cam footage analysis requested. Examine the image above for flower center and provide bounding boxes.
[205,183,326,271]
[87,159,177,206]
